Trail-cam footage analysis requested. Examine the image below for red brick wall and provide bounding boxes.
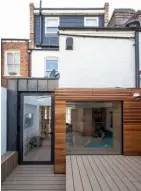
[1,41,28,87]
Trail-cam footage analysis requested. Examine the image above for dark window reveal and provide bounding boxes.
[66,37,73,50]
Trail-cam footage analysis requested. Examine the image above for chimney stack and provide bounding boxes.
[104,2,109,27]
[29,3,34,48]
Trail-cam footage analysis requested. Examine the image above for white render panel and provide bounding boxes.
[31,50,59,77]
[59,30,135,88]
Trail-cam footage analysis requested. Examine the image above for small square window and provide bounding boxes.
[84,17,99,27]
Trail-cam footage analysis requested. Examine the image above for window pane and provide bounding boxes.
[14,53,20,65]
[86,19,98,26]
[46,19,58,26]
[7,53,14,65]
[8,64,20,74]
[45,71,58,78]
[46,27,58,33]
[46,60,58,71]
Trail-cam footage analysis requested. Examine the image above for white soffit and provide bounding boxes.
[59,30,135,37]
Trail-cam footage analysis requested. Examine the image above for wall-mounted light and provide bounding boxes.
[133,93,141,100]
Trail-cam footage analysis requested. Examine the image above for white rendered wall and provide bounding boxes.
[31,50,59,77]
[1,87,7,155]
[59,30,135,88]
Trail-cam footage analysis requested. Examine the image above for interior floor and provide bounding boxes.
[24,139,51,161]
[67,131,121,155]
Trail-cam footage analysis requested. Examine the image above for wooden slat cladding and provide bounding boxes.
[55,88,141,173]
[55,100,66,174]
[124,100,141,155]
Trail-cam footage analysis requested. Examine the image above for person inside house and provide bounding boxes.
[94,126,105,138]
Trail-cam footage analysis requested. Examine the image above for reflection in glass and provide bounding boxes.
[66,102,122,155]
[23,95,51,162]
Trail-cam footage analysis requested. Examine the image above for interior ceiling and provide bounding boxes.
[67,102,113,108]
[36,96,51,99]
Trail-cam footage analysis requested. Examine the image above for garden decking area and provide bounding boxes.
[66,155,141,191]
[1,165,65,191]
[2,155,141,191]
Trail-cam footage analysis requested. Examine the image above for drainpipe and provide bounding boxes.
[125,20,140,88]
[27,40,31,77]
[135,31,140,88]
[39,0,42,45]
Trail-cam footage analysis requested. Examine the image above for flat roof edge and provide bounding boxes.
[34,7,105,11]
[58,26,138,31]
[1,38,29,42]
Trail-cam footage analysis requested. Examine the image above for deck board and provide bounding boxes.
[124,157,141,170]
[115,156,141,176]
[93,156,120,191]
[71,156,83,191]
[97,156,129,191]
[2,165,65,191]
[67,156,141,191]
[103,156,138,191]
[112,156,141,184]
[82,156,102,191]
[76,156,93,191]
[66,156,74,191]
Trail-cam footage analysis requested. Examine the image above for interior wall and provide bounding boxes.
[83,108,93,136]
[106,108,113,132]
[112,102,122,152]
[77,108,83,133]
[23,104,38,142]
[71,109,77,132]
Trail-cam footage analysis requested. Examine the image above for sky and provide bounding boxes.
[0,0,141,38]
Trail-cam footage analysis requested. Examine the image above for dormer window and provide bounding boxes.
[45,17,59,36]
[84,17,99,27]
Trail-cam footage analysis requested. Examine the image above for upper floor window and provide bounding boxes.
[84,17,99,27]
[45,58,58,78]
[45,17,59,36]
[5,51,20,76]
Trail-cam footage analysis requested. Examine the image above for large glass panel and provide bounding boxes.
[66,101,122,155]
[23,95,52,162]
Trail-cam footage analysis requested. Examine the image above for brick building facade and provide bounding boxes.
[1,40,29,87]
[108,9,141,27]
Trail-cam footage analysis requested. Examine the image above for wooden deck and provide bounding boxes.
[66,155,141,191]
[1,165,65,191]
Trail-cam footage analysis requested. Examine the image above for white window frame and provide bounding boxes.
[44,57,58,77]
[45,17,59,35]
[84,17,99,27]
[4,50,21,76]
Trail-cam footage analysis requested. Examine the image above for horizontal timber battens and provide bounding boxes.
[54,88,141,174]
